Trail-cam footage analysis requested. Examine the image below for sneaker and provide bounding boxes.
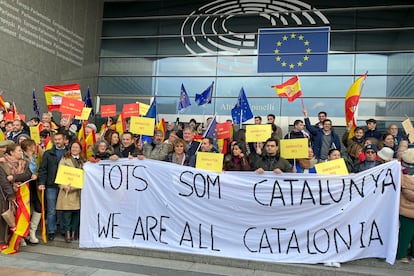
[47,233,55,241]
[20,239,27,247]
[399,257,409,263]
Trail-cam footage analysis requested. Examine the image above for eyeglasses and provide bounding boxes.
[365,151,376,154]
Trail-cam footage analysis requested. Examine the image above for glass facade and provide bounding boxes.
[99,0,414,129]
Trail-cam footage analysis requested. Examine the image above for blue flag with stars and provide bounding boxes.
[178,84,191,112]
[195,82,214,106]
[257,27,330,73]
[231,87,253,125]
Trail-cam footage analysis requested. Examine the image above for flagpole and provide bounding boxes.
[239,108,243,129]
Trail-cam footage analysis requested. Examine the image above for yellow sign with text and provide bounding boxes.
[245,124,272,142]
[30,126,40,144]
[75,107,92,120]
[315,158,349,175]
[55,165,84,189]
[137,102,150,116]
[279,138,309,159]
[196,152,224,172]
[129,116,155,136]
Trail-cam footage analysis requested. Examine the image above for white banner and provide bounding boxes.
[80,159,401,264]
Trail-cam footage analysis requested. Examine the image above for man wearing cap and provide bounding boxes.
[353,144,382,172]
[364,118,382,141]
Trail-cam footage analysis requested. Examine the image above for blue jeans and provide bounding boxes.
[46,187,59,234]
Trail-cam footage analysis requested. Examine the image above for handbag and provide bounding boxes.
[0,186,16,228]
[1,202,15,228]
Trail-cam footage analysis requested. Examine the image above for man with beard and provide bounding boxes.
[141,130,170,160]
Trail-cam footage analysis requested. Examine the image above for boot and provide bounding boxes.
[71,231,78,241]
[65,231,72,243]
[29,212,41,244]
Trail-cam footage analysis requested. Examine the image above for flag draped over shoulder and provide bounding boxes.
[32,89,40,119]
[272,75,302,102]
[195,82,214,106]
[1,181,31,254]
[178,84,191,112]
[44,83,81,111]
[231,87,253,124]
[83,88,94,118]
[345,73,367,137]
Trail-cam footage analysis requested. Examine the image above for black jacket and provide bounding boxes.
[38,147,67,188]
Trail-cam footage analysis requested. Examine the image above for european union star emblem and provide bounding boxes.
[257,27,330,73]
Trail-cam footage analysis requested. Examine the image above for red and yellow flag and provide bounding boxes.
[115,113,125,135]
[272,75,302,102]
[77,123,86,144]
[345,73,367,138]
[0,93,8,112]
[157,118,166,141]
[1,181,31,254]
[83,130,96,158]
[44,83,81,112]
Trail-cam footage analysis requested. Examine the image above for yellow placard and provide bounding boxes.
[137,102,150,116]
[196,152,224,172]
[55,165,84,189]
[279,138,309,159]
[245,124,272,142]
[129,116,155,136]
[315,158,349,175]
[30,126,40,144]
[75,107,92,120]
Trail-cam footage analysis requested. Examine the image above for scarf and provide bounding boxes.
[172,153,186,165]
[4,155,25,175]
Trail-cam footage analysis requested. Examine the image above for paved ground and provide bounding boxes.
[0,236,413,276]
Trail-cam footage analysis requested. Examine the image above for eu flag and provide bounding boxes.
[203,116,218,149]
[146,98,157,119]
[257,27,330,73]
[231,87,253,125]
[84,87,94,117]
[178,84,191,112]
[195,82,214,106]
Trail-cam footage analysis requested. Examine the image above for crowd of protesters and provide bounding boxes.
[0,109,412,264]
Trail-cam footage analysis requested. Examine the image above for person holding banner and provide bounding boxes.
[252,138,291,174]
[166,138,190,166]
[141,130,170,161]
[56,142,86,243]
[353,144,381,173]
[293,147,317,173]
[223,141,252,171]
[89,140,119,162]
[397,149,414,263]
[104,130,121,156]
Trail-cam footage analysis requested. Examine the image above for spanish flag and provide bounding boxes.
[0,93,8,112]
[272,75,302,102]
[44,83,81,112]
[345,73,367,138]
[115,113,125,135]
[157,118,166,141]
[83,130,96,158]
[1,181,31,254]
